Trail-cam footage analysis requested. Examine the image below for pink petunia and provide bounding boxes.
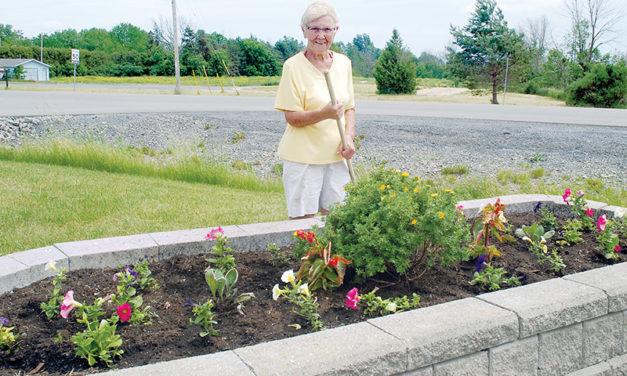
[596,215,607,232]
[585,208,594,217]
[562,188,572,203]
[456,205,464,210]
[577,190,584,197]
[60,290,82,319]
[346,288,359,310]
[616,245,621,253]
[205,226,224,240]
[117,303,132,322]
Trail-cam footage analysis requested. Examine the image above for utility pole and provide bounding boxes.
[40,33,43,62]
[172,0,181,94]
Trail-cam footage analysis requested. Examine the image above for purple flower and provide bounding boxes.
[533,202,542,213]
[124,266,139,279]
[475,254,487,273]
[0,317,9,326]
[184,299,199,307]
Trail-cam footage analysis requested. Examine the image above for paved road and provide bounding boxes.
[1,90,626,127]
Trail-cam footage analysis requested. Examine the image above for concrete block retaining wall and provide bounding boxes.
[1,194,625,376]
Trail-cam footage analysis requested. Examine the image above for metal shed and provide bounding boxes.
[0,59,51,81]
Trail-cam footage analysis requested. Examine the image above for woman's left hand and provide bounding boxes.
[338,137,356,160]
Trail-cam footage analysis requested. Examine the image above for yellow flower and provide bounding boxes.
[411,219,417,225]
[386,185,391,189]
[390,193,396,197]
[381,196,386,201]
[438,212,445,219]
[431,193,438,198]
[426,184,432,188]
[414,187,420,192]
[293,231,297,236]
[445,189,453,193]
[395,169,401,173]
[402,172,409,177]
[404,186,409,191]
[380,184,386,190]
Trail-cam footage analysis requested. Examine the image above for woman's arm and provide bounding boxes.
[284,101,345,127]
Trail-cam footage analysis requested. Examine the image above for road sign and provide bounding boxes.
[71,49,80,64]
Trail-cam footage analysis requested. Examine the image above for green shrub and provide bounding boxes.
[566,62,627,108]
[441,165,469,176]
[324,167,470,280]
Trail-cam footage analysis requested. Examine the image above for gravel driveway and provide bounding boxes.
[1,111,625,186]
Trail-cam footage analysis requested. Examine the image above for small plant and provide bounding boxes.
[358,287,420,317]
[204,267,254,310]
[529,152,545,163]
[206,226,236,272]
[133,259,159,290]
[537,205,559,231]
[231,131,246,144]
[353,133,365,150]
[273,270,324,331]
[0,317,20,355]
[596,216,621,261]
[41,261,68,320]
[61,291,124,367]
[562,188,594,231]
[469,198,508,262]
[205,123,219,130]
[441,165,469,176]
[560,219,584,245]
[71,319,123,367]
[294,230,351,291]
[111,265,154,325]
[470,263,520,291]
[530,167,544,179]
[189,300,219,337]
[267,242,292,267]
[543,249,566,272]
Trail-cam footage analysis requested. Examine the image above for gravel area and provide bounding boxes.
[0,111,625,186]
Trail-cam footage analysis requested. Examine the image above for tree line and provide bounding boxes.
[0,22,443,80]
[1,0,625,107]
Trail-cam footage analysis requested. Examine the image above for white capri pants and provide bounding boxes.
[282,160,350,218]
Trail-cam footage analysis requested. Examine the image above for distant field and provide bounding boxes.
[10,75,566,106]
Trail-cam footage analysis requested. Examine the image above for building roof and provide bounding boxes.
[0,59,51,68]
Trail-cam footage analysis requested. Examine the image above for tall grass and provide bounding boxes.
[0,139,283,193]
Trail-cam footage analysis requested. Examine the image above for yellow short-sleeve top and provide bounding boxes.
[274,51,355,165]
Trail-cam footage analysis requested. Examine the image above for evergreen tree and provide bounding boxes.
[373,29,416,94]
[448,0,527,104]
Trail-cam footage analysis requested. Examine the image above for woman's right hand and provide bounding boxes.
[321,101,345,121]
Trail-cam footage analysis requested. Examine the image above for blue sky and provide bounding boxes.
[5,0,626,56]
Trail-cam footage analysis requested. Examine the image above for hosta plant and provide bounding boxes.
[324,166,470,280]
[204,267,254,310]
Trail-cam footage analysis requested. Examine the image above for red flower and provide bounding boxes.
[117,303,132,323]
[616,245,621,253]
[328,257,338,267]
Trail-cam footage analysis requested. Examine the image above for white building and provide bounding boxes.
[0,59,51,81]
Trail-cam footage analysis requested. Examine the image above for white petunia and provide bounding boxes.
[385,302,397,312]
[272,284,283,301]
[298,283,310,297]
[281,270,295,284]
[45,261,58,272]
[615,207,626,219]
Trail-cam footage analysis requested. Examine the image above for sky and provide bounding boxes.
[5,0,627,57]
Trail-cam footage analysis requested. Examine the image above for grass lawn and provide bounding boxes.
[0,160,286,256]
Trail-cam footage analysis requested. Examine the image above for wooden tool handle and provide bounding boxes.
[323,71,355,182]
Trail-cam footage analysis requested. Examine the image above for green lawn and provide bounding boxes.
[0,160,286,256]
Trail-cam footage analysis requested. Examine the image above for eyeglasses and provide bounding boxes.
[306,25,337,35]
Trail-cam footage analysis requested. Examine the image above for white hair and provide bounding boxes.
[301,1,339,28]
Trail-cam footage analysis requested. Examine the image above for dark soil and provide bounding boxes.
[1,212,624,376]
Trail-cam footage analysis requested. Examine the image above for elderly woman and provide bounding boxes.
[275,0,356,220]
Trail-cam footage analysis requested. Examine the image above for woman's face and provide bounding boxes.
[303,15,337,54]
